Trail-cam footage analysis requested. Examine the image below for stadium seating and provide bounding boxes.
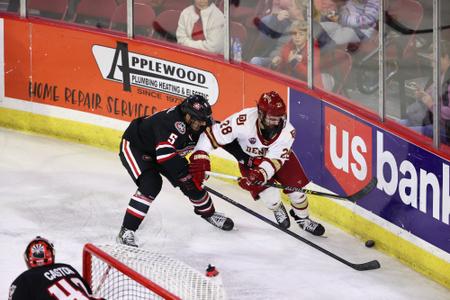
[110,2,156,37]
[321,49,353,94]
[28,0,69,20]
[72,0,117,29]
[153,9,181,42]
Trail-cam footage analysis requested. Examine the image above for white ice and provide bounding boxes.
[0,128,448,300]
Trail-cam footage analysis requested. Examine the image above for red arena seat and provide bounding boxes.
[73,0,117,29]
[28,0,69,20]
[110,2,156,37]
[153,9,181,42]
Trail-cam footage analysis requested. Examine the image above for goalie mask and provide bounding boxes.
[24,236,55,269]
[257,91,287,140]
[179,95,213,132]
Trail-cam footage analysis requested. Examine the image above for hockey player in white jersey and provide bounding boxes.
[190,91,325,236]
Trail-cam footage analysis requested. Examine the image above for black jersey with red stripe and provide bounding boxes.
[8,263,99,300]
[122,106,199,181]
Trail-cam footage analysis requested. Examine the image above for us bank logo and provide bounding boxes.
[324,106,373,195]
[92,42,219,104]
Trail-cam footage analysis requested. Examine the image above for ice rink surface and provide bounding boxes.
[0,128,449,300]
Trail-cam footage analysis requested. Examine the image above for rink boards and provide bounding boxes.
[0,16,448,288]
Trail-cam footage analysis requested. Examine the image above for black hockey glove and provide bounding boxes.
[178,173,204,200]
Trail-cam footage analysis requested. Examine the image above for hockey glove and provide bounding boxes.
[238,167,267,191]
[189,150,210,189]
[177,172,208,202]
[247,156,264,169]
[239,156,264,169]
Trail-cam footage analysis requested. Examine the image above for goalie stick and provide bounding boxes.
[206,171,378,203]
[204,185,381,271]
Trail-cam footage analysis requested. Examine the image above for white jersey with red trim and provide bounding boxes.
[195,107,296,180]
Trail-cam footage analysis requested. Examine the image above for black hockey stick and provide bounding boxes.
[206,171,378,203]
[204,185,381,271]
[265,177,378,203]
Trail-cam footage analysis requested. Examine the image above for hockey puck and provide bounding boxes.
[206,264,219,277]
[365,240,375,248]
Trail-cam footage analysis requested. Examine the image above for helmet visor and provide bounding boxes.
[190,119,207,131]
[262,114,285,128]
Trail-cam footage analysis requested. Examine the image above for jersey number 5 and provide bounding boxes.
[168,133,178,144]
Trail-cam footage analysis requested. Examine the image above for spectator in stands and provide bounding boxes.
[271,21,323,87]
[320,0,379,47]
[267,0,297,16]
[315,0,338,21]
[176,0,224,54]
[251,0,333,58]
[255,0,305,44]
[227,0,269,24]
[251,0,306,59]
[401,41,450,144]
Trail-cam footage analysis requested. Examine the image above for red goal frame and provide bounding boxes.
[82,243,181,300]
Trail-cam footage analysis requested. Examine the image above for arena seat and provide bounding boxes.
[28,0,69,20]
[73,0,117,29]
[321,49,353,94]
[110,2,156,37]
[231,21,248,44]
[152,9,181,42]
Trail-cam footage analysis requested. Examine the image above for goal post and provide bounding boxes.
[82,243,226,300]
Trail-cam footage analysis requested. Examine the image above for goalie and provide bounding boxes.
[190,91,325,236]
[8,236,103,300]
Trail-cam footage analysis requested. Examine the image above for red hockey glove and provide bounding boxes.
[248,156,264,168]
[240,156,264,169]
[238,167,266,191]
[189,150,210,189]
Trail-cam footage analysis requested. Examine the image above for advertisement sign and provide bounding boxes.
[290,88,450,254]
[3,20,244,122]
[92,43,219,104]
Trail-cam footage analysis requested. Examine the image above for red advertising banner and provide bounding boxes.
[4,20,274,122]
[324,106,373,195]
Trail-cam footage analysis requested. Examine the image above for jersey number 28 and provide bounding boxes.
[220,120,232,135]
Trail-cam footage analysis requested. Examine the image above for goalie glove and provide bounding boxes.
[189,150,210,189]
[238,167,267,191]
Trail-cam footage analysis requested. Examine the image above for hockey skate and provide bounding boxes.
[272,202,290,229]
[116,226,138,247]
[289,210,325,236]
[202,212,234,231]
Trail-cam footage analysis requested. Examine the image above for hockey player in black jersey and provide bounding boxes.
[8,236,102,300]
[117,95,234,247]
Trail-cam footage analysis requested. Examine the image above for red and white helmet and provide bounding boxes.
[257,91,287,140]
[24,236,55,269]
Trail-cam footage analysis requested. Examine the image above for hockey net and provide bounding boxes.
[83,243,226,300]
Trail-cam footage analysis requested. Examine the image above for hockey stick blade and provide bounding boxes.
[204,185,381,271]
[352,259,381,271]
[346,177,378,202]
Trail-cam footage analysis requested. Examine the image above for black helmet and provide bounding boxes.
[179,95,213,126]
